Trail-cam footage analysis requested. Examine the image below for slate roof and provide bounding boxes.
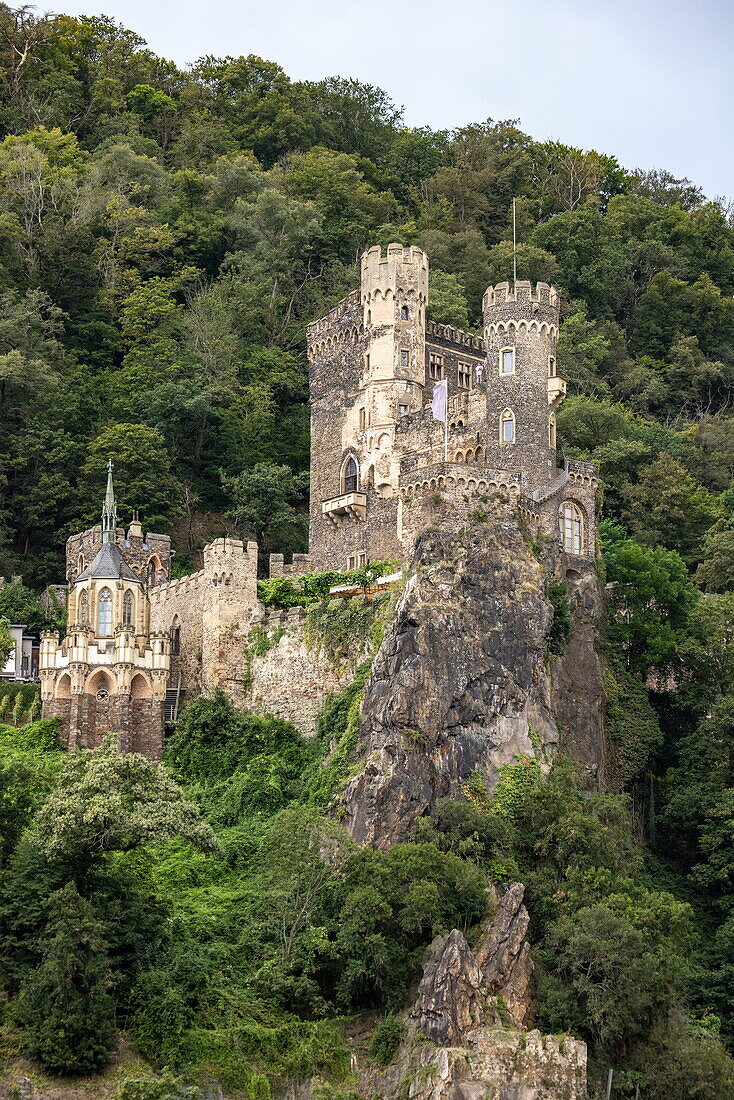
[76,542,141,584]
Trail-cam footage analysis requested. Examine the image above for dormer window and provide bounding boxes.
[501,348,515,374]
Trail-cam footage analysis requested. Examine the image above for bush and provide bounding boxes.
[369,1014,404,1064]
[546,580,571,656]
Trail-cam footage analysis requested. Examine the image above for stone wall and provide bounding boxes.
[149,537,260,701]
[238,607,355,736]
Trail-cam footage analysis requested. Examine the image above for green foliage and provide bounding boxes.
[545,580,571,656]
[33,736,219,860]
[305,594,388,671]
[257,561,395,608]
[604,661,664,786]
[489,757,543,820]
[14,882,116,1074]
[369,1014,405,1064]
[0,618,13,666]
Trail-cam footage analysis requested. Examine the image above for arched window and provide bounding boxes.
[79,589,88,625]
[400,305,409,320]
[548,356,556,377]
[342,457,359,494]
[500,409,516,444]
[549,412,557,448]
[77,554,84,576]
[170,617,181,656]
[147,558,159,585]
[500,347,515,374]
[559,501,583,555]
[359,407,366,430]
[123,590,134,627]
[97,588,113,637]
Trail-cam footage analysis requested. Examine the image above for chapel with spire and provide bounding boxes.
[39,461,172,760]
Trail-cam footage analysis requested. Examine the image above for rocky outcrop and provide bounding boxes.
[380,1028,587,1100]
[370,883,586,1100]
[344,513,605,847]
[475,883,533,1029]
[414,884,533,1044]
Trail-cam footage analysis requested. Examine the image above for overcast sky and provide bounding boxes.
[57,0,732,200]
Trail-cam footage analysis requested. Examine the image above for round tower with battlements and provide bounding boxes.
[482,280,565,492]
[360,244,428,421]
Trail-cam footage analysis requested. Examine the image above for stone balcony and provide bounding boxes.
[321,491,368,527]
[548,376,567,404]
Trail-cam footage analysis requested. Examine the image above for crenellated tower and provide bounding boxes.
[482,280,566,492]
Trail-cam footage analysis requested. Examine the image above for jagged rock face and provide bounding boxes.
[371,883,586,1100]
[475,883,533,1028]
[415,884,534,1044]
[344,518,561,847]
[415,928,483,1045]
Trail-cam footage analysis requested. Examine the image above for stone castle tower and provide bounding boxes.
[305,244,596,572]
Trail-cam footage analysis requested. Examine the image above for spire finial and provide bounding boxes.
[101,457,117,544]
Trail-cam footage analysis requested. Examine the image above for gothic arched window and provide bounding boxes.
[342,457,359,494]
[400,305,409,320]
[171,617,181,656]
[79,589,88,625]
[123,590,134,627]
[98,588,113,637]
[559,501,583,555]
[500,409,516,444]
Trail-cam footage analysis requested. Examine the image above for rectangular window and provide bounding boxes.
[399,404,408,416]
[428,353,444,380]
[502,417,515,443]
[347,553,367,570]
[400,349,409,367]
[501,349,515,374]
[458,362,472,389]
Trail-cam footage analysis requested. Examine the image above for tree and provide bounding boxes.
[224,462,308,559]
[603,530,697,676]
[14,882,116,1074]
[621,454,722,566]
[0,618,13,667]
[696,528,734,593]
[81,423,179,532]
[32,737,218,861]
[548,902,681,1054]
[426,269,470,329]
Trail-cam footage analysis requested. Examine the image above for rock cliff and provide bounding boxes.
[370,883,587,1100]
[344,510,605,847]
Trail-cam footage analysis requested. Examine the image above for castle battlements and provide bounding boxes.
[425,320,484,352]
[306,290,361,342]
[483,280,560,311]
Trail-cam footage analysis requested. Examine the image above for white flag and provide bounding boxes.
[431,378,447,423]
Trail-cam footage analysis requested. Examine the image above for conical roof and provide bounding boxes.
[76,541,140,583]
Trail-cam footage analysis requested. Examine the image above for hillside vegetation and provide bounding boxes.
[1,4,734,1097]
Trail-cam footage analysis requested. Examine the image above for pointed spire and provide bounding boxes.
[101,457,117,544]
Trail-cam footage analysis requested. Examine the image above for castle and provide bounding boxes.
[40,244,597,759]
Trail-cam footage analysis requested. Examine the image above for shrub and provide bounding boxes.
[369,1014,404,1064]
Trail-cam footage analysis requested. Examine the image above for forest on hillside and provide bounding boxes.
[2,4,734,1098]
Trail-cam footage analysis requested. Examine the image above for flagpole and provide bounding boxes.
[513,198,517,290]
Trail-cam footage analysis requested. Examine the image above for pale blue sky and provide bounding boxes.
[58,0,732,200]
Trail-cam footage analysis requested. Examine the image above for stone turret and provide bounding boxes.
[482,280,564,492]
